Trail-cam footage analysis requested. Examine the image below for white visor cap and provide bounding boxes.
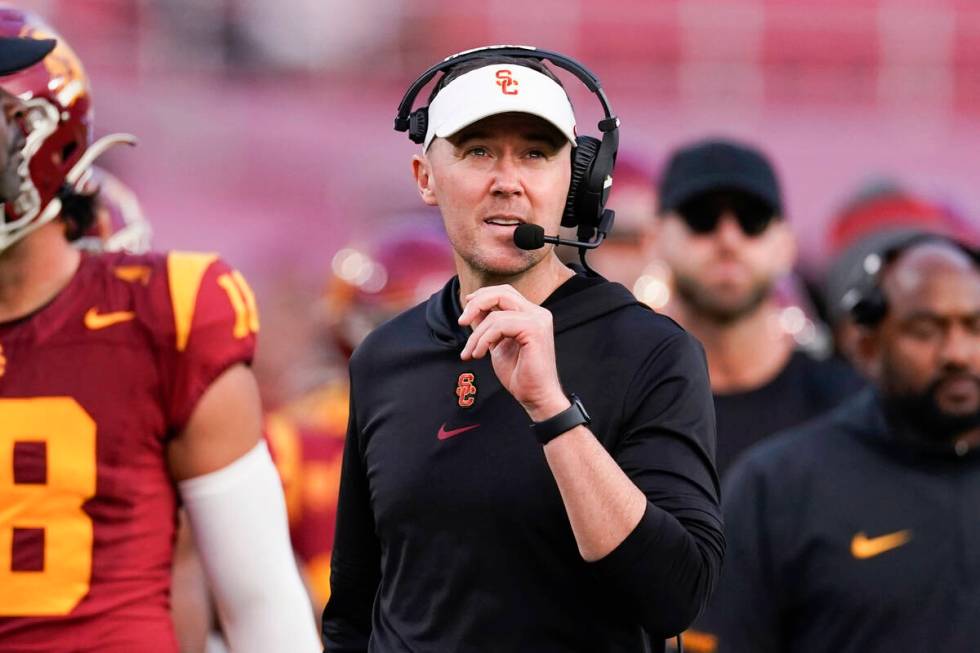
[423,63,577,151]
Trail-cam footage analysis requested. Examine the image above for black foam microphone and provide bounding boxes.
[513,211,615,276]
[513,224,549,250]
[513,213,614,252]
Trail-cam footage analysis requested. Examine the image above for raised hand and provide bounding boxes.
[458,284,570,421]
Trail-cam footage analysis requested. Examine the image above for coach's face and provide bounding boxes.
[413,112,572,278]
[862,244,980,440]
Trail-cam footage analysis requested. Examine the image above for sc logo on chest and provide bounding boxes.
[455,373,477,407]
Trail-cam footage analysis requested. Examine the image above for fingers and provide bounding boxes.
[458,284,531,328]
[462,307,553,361]
[461,311,527,360]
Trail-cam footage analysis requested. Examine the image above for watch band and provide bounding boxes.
[530,394,591,445]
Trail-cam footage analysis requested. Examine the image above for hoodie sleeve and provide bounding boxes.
[321,380,381,652]
[588,330,725,638]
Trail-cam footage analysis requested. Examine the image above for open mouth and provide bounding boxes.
[484,215,526,227]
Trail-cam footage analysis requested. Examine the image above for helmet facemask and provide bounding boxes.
[0,7,136,253]
[0,92,63,251]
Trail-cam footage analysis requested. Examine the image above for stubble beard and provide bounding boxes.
[673,271,772,326]
[453,232,547,285]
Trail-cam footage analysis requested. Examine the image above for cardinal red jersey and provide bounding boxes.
[0,250,258,652]
[266,379,347,610]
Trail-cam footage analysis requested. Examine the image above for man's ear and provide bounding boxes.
[412,154,437,206]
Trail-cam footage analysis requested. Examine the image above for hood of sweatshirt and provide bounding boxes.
[425,270,644,350]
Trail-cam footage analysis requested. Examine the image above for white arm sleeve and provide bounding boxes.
[178,441,321,653]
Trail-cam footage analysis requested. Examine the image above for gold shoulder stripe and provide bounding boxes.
[113,265,152,285]
[167,252,218,352]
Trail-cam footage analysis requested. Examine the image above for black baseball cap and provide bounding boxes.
[658,138,783,216]
[0,36,55,77]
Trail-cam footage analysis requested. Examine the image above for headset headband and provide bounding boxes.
[846,231,980,325]
[394,45,619,135]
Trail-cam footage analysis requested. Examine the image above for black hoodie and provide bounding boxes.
[322,272,725,652]
[696,388,980,652]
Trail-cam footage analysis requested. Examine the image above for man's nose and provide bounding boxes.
[714,213,746,246]
[490,155,523,196]
[940,322,977,369]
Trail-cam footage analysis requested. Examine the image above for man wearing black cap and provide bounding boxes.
[654,137,862,477]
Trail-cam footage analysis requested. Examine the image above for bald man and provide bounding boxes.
[694,234,980,653]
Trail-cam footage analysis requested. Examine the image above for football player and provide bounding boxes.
[267,220,457,611]
[0,9,319,652]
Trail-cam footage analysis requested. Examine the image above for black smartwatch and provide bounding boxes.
[530,394,591,445]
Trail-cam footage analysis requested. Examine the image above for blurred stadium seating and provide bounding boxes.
[15,0,978,323]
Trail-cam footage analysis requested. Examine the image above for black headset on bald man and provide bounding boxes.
[844,232,980,326]
[394,45,620,272]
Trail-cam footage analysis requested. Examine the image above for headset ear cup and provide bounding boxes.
[562,136,600,228]
[850,288,888,326]
[409,108,428,144]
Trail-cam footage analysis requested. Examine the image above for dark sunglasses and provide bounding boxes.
[676,192,777,237]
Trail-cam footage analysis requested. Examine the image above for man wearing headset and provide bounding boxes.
[322,47,724,652]
[698,233,980,652]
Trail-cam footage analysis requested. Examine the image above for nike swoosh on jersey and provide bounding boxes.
[437,423,481,440]
[84,307,136,330]
[850,530,912,559]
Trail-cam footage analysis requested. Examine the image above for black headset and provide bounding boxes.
[394,45,620,245]
[844,232,980,326]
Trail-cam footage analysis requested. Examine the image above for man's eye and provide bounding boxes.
[527,149,547,159]
[906,320,941,339]
[466,147,489,157]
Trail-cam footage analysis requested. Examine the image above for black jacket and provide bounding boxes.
[322,273,724,652]
[698,388,980,652]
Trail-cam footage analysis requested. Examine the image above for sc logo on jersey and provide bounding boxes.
[455,373,477,407]
[495,70,519,95]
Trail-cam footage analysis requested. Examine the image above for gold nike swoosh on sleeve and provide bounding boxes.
[84,307,137,330]
[850,530,912,559]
